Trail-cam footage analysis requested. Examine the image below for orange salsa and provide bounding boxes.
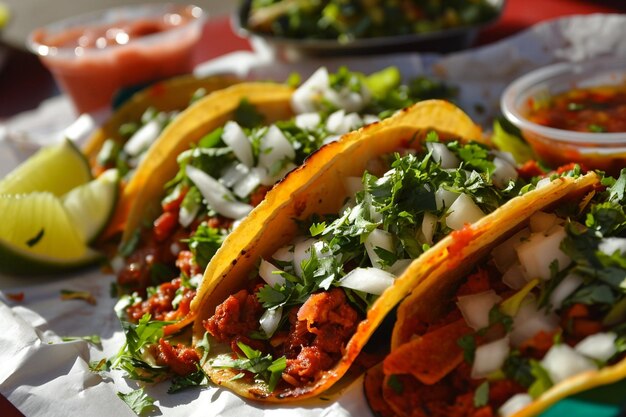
[527,85,626,133]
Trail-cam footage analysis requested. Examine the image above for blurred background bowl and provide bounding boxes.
[501,55,626,175]
[27,3,206,114]
[234,0,505,58]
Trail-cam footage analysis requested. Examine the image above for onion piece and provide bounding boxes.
[491,156,518,188]
[549,273,583,310]
[339,267,396,295]
[123,119,161,157]
[323,134,341,145]
[233,167,263,199]
[510,298,559,347]
[541,344,597,384]
[293,238,317,278]
[471,336,510,379]
[435,187,459,210]
[387,259,412,276]
[291,67,329,114]
[427,142,460,169]
[536,177,552,188]
[222,121,253,167]
[323,87,368,113]
[272,245,294,263]
[364,229,395,268]
[258,125,296,174]
[492,228,531,273]
[259,259,286,287]
[516,226,571,280]
[499,394,533,417]
[259,307,283,338]
[457,290,502,330]
[295,112,321,130]
[420,212,438,245]
[502,263,528,290]
[220,162,249,188]
[363,114,380,125]
[343,176,364,196]
[179,201,199,228]
[575,332,618,362]
[185,165,253,220]
[445,193,486,231]
[598,237,626,256]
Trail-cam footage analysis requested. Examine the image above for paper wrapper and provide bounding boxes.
[2,13,626,417]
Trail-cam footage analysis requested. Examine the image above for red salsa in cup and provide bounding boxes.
[526,85,626,133]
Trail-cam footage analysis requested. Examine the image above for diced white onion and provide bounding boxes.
[220,162,249,188]
[339,267,396,295]
[185,165,253,220]
[293,238,317,278]
[344,176,364,196]
[259,307,283,337]
[123,119,161,157]
[387,259,412,276]
[258,125,295,173]
[323,87,369,113]
[492,228,531,273]
[529,211,558,234]
[178,203,199,228]
[295,112,321,130]
[291,67,329,114]
[498,394,533,417]
[492,150,516,166]
[516,226,571,280]
[233,167,263,199]
[427,142,460,169]
[471,336,510,379]
[549,273,583,310]
[363,114,380,125]
[322,134,341,145]
[445,193,486,231]
[502,263,528,290]
[457,290,502,330]
[420,212,438,245]
[598,237,626,256]
[435,188,459,210]
[541,344,597,384]
[326,110,345,134]
[222,121,254,167]
[259,259,286,287]
[110,256,125,274]
[510,298,559,347]
[491,157,518,188]
[536,177,552,188]
[272,245,294,263]
[575,332,618,362]
[365,228,395,269]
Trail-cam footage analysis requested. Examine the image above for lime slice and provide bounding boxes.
[0,192,101,275]
[0,139,91,196]
[63,169,120,244]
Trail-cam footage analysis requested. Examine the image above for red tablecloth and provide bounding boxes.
[1,1,625,416]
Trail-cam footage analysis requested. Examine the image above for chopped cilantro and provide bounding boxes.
[473,381,489,407]
[168,368,210,393]
[457,334,476,363]
[117,388,156,416]
[62,334,102,346]
[183,223,226,270]
[234,98,264,128]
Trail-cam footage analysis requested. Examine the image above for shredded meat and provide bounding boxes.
[175,250,202,277]
[154,338,199,376]
[126,277,196,322]
[204,289,264,342]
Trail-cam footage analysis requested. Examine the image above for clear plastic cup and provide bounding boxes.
[27,4,206,114]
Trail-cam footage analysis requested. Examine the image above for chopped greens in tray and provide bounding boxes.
[108,67,460,394]
[246,0,500,42]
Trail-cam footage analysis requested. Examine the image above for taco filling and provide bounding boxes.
[200,135,533,392]
[377,169,626,417]
[113,67,457,325]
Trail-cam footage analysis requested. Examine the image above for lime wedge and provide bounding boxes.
[0,192,102,275]
[63,169,120,244]
[0,139,91,196]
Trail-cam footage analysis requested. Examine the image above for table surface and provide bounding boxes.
[1,0,626,416]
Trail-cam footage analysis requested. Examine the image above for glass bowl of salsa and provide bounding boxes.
[27,4,206,114]
[501,56,626,175]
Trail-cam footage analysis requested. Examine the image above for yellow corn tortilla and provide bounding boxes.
[376,172,604,417]
[104,82,295,243]
[190,100,485,401]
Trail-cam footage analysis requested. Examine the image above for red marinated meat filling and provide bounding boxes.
[204,286,360,388]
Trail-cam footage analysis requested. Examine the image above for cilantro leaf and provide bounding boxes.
[117,388,157,416]
[234,98,264,128]
[473,381,489,408]
[183,223,226,270]
[168,368,210,393]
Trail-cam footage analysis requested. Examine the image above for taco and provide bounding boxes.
[363,169,624,417]
[188,99,600,402]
